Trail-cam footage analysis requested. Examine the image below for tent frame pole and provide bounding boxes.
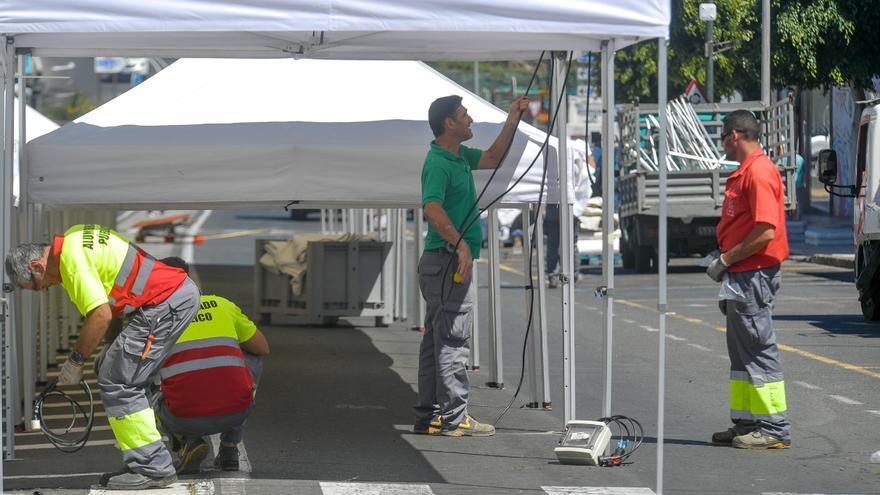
[17,54,35,431]
[553,51,575,423]
[600,40,616,418]
[2,34,17,464]
[522,204,539,405]
[534,204,551,407]
[487,207,503,387]
[413,208,426,332]
[656,37,669,495]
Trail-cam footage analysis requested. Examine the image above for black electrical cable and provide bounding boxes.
[33,377,95,453]
[584,52,596,191]
[597,415,644,466]
[437,51,547,309]
[493,53,574,426]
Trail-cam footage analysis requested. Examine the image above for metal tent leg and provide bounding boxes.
[1,34,17,461]
[412,208,425,331]
[486,207,503,388]
[600,41,617,418]
[553,51,575,422]
[656,37,670,495]
[534,206,551,408]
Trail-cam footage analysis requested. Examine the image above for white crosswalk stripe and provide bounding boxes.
[89,480,214,495]
[762,492,866,495]
[542,487,656,495]
[320,482,434,494]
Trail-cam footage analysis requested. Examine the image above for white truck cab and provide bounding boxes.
[819,102,880,319]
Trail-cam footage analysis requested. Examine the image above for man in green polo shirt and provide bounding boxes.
[414,94,529,437]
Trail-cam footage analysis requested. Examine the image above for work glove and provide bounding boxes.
[57,357,84,385]
[706,254,728,283]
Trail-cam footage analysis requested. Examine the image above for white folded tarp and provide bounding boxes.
[28,58,579,210]
[2,1,669,58]
[13,98,59,205]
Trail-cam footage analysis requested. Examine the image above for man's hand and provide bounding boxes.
[508,96,530,120]
[456,243,473,285]
[706,254,729,283]
[58,357,84,385]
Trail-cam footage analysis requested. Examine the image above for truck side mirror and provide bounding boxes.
[817,149,837,185]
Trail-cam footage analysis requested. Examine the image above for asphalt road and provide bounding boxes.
[5,209,879,494]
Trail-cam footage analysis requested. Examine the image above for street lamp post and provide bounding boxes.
[700,2,717,103]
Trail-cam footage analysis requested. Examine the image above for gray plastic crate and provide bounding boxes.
[254,239,393,326]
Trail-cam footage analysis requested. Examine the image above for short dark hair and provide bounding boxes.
[722,110,761,142]
[428,95,463,138]
[160,256,189,274]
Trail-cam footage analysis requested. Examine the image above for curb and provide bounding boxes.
[792,253,855,270]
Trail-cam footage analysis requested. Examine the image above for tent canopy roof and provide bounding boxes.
[27,58,585,210]
[2,1,669,58]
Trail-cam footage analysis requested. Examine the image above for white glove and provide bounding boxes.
[57,357,84,385]
[706,255,728,283]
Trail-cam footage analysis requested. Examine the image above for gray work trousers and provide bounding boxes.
[723,265,791,441]
[414,249,474,430]
[98,278,200,478]
[156,353,263,445]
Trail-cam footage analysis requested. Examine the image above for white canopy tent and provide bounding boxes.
[2,1,667,58]
[12,97,58,205]
[0,1,672,492]
[26,58,580,210]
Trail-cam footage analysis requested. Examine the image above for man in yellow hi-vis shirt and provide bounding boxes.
[154,257,269,475]
[5,225,199,490]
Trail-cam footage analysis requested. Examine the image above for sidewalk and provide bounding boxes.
[787,212,855,269]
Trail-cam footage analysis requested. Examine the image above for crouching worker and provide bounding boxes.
[5,225,200,490]
[155,257,269,475]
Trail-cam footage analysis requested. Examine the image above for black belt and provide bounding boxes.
[425,246,454,254]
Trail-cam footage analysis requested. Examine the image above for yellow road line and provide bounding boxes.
[618,299,880,380]
[497,264,880,380]
[499,263,524,275]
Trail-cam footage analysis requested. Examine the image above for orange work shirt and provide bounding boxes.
[716,147,789,272]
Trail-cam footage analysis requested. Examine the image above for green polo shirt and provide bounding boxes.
[421,142,483,258]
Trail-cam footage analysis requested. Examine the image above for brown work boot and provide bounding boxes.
[732,430,790,449]
[441,413,495,437]
[175,437,209,474]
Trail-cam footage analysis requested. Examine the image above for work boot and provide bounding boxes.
[442,413,495,437]
[731,430,790,450]
[214,444,240,471]
[711,428,739,445]
[413,415,442,435]
[176,437,209,475]
[105,471,177,490]
[98,467,131,486]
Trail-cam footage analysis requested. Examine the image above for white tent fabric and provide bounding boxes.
[1,1,670,58]
[28,58,583,210]
[13,98,58,204]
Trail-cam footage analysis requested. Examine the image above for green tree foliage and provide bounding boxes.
[615,0,877,103]
[40,92,96,124]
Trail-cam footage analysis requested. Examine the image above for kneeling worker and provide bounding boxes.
[155,257,269,475]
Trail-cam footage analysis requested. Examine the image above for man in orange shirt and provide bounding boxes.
[706,110,791,450]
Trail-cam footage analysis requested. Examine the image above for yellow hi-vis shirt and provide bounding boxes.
[58,224,130,316]
[176,295,257,345]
